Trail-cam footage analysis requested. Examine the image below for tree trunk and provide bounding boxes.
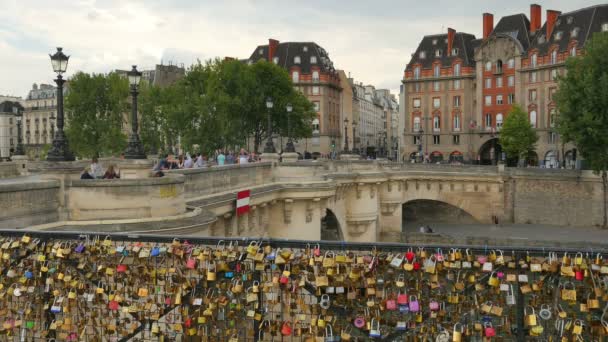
[603,171,607,229]
[254,131,260,154]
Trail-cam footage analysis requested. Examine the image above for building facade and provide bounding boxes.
[0,101,23,160]
[247,39,342,155]
[402,4,608,166]
[22,84,63,159]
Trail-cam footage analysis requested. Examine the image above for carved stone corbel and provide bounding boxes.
[306,201,315,223]
[283,199,293,224]
[357,183,364,199]
[380,202,401,215]
[387,181,393,192]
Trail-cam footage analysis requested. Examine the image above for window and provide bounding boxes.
[485,78,492,89]
[452,48,459,56]
[433,116,440,131]
[551,50,557,64]
[435,50,442,57]
[508,93,515,104]
[603,23,608,32]
[413,98,421,108]
[567,16,574,25]
[485,113,492,127]
[313,101,320,112]
[496,60,503,73]
[496,77,503,88]
[414,136,421,144]
[303,46,308,52]
[292,71,299,83]
[453,114,461,131]
[551,69,559,80]
[571,27,579,38]
[258,49,264,55]
[485,61,492,71]
[529,89,537,101]
[414,83,421,92]
[413,117,421,132]
[496,113,504,129]
[434,64,440,77]
[312,118,320,133]
[433,135,440,144]
[570,46,577,57]
[432,39,438,45]
[530,110,537,128]
[529,72,537,83]
[484,95,492,106]
[549,88,557,101]
[453,64,461,76]
[312,71,320,82]
[419,51,426,59]
[508,75,515,87]
[496,95,503,105]
[453,96,461,108]
[549,108,557,128]
[549,132,558,144]
[453,135,460,145]
[312,86,320,95]
[453,79,461,89]
[508,58,515,68]
[433,81,440,91]
[310,56,317,64]
[273,57,279,64]
[414,67,421,80]
[531,54,537,67]
[433,98,441,108]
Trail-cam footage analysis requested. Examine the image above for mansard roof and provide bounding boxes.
[490,13,532,52]
[248,42,336,74]
[405,32,477,71]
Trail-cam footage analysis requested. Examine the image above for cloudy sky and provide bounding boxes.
[0,0,600,98]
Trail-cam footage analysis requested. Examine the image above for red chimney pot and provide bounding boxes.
[483,13,494,39]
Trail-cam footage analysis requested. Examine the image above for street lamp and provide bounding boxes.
[46,47,74,161]
[15,111,24,155]
[342,118,350,153]
[285,103,295,153]
[263,97,276,153]
[418,129,424,162]
[124,65,146,159]
[352,121,358,154]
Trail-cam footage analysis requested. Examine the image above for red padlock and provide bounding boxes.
[235,262,241,273]
[108,300,119,311]
[185,317,193,328]
[281,321,292,336]
[313,244,321,257]
[413,262,421,271]
[397,293,409,305]
[405,250,415,262]
[116,264,127,273]
[575,270,584,281]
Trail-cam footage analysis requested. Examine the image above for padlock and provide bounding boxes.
[525,306,537,326]
[539,304,552,320]
[484,322,496,337]
[281,321,292,336]
[506,285,516,305]
[397,291,408,305]
[408,295,419,312]
[207,261,217,281]
[488,271,499,287]
[572,320,583,335]
[319,294,331,309]
[453,323,462,342]
[369,318,381,338]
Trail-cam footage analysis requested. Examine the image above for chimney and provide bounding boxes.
[483,13,494,39]
[447,28,456,55]
[268,39,279,61]
[546,10,561,39]
[530,4,542,33]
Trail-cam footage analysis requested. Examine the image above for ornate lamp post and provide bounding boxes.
[124,65,146,159]
[263,97,276,153]
[15,110,24,155]
[342,118,349,153]
[285,103,295,153]
[46,47,74,161]
[352,121,358,154]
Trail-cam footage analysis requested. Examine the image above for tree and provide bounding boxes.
[499,104,538,166]
[556,32,608,228]
[65,72,129,158]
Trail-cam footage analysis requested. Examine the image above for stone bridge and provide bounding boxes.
[0,160,603,242]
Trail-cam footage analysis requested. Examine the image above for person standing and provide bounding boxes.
[184,153,194,168]
[195,153,205,168]
[226,151,235,165]
[238,149,248,164]
[217,151,226,166]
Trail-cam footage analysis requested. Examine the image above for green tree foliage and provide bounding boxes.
[556,32,608,227]
[499,104,538,165]
[65,72,129,158]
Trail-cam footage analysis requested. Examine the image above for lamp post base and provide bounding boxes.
[263,140,276,154]
[261,152,280,164]
[340,153,360,161]
[284,140,296,153]
[46,131,75,162]
[124,133,147,159]
[281,152,299,163]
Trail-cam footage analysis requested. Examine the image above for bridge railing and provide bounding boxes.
[0,230,606,342]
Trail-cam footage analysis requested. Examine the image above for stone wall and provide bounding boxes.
[66,174,186,221]
[0,163,18,178]
[0,178,60,228]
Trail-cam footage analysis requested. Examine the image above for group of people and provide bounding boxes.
[80,157,120,180]
[152,149,257,177]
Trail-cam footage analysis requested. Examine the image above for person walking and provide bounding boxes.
[217,151,226,166]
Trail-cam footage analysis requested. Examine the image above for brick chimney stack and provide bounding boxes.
[530,4,542,33]
[268,39,279,61]
[546,10,561,39]
[483,13,494,39]
[447,28,456,55]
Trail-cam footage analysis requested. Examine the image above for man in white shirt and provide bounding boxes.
[184,153,194,168]
[90,157,104,179]
[195,153,205,168]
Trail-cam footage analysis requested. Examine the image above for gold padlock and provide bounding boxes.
[452,323,462,342]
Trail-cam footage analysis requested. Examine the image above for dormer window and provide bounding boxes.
[414,66,421,80]
[435,49,442,57]
[538,35,545,44]
[294,56,301,64]
[432,39,438,45]
[451,48,459,56]
[570,46,577,57]
[555,31,563,41]
[258,49,264,55]
[531,53,537,67]
[453,63,461,76]
[303,46,308,52]
[419,51,426,59]
[508,58,515,68]
[571,27,580,37]
[567,16,573,24]
[602,23,608,32]
[273,57,279,64]
[551,50,558,64]
[310,56,317,64]
[434,64,440,77]
[485,61,492,71]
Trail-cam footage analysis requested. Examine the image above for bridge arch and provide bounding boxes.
[321,209,344,241]
[402,187,494,224]
[402,199,480,229]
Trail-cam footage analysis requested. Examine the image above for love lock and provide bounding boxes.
[539,304,552,320]
[319,294,331,310]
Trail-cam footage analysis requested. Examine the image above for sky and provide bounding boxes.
[0,0,601,99]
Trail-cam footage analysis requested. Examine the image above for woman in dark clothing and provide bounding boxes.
[80,167,94,179]
[103,165,120,179]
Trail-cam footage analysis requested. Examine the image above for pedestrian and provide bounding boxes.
[195,153,205,168]
[217,150,226,166]
[103,165,120,179]
[184,153,194,168]
[426,225,433,233]
[238,149,248,164]
[80,167,94,180]
[177,154,185,168]
[226,151,235,165]
[90,157,104,179]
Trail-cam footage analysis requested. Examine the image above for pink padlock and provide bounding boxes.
[386,298,397,310]
[484,322,496,337]
[186,258,196,269]
[429,301,439,311]
[408,295,419,312]
[477,255,488,264]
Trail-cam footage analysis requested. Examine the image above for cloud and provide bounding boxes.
[0,0,600,98]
